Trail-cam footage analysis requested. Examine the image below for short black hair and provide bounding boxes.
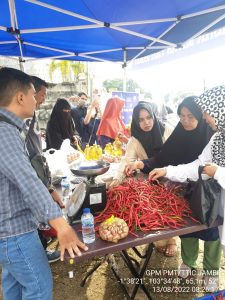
[0,67,33,106]
[31,76,48,93]
[78,92,87,98]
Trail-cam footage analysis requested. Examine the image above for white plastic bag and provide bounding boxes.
[44,148,68,177]
[44,139,84,178]
[60,139,84,168]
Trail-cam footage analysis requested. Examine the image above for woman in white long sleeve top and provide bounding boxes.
[149,86,225,292]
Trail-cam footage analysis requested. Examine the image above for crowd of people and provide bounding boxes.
[0,66,225,298]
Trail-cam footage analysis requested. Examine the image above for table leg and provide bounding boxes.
[107,255,132,299]
[80,258,106,287]
[120,244,154,299]
[132,245,149,259]
[79,244,154,299]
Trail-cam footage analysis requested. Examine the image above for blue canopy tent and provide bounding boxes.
[1,0,225,67]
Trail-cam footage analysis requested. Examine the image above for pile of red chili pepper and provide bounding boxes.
[95,177,196,236]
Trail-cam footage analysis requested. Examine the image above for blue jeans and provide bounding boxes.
[0,230,52,300]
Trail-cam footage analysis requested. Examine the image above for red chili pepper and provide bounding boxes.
[95,178,197,236]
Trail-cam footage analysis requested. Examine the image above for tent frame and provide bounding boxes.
[2,0,225,89]
[2,0,225,65]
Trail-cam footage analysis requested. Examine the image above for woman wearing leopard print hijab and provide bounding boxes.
[148,86,225,292]
[196,85,225,167]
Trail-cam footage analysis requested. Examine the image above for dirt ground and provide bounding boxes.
[1,239,224,300]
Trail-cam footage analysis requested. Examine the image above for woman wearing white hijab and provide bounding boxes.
[148,86,225,292]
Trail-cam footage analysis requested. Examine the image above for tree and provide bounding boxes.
[103,78,123,92]
[126,79,140,92]
[103,78,144,93]
[49,60,85,82]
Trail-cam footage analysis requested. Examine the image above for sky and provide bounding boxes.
[91,29,225,104]
[129,45,225,101]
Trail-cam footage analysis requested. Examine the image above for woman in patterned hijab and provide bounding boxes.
[196,85,225,167]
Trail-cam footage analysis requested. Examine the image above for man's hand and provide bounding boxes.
[51,190,65,208]
[124,161,144,176]
[202,164,218,177]
[148,168,167,181]
[69,95,79,105]
[91,98,100,109]
[49,217,88,261]
[72,136,79,145]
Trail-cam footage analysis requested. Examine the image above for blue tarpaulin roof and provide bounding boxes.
[1,0,225,65]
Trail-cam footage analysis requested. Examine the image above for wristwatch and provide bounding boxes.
[49,186,55,194]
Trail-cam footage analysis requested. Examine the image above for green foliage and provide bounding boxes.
[71,62,84,76]
[49,60,85,82]
[103,78,123,92]
[103,78,143,93]
[144,92,152,99]
[126,79,140,92]
[49,61,58,81]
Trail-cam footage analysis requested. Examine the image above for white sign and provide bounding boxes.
[90,193,102,205]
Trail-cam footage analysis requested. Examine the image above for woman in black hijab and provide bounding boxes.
[141,96,214,171]
[46,98,80,150]
[131,101,165,158]
[111,101,166,187]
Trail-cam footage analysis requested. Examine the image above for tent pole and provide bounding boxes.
[8,0,25,71]
[184,13,225,43]
[87,62,93,101]
[19,58,24,71]
[123,68,127,92]
[21,24,101,34]
[123,49,127,92]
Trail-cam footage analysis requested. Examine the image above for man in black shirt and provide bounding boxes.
[71,92,101,148]
[25,76,63,263]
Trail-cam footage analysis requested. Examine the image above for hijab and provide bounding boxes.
[96,97,127,139]
[146,96,214,169]
[196,86,225,167]
[46,98,75,149]
[131,101,164,158]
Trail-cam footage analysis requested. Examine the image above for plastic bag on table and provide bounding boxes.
[60,139,84,168]
[44,148,68,178]
[44,139,84,180]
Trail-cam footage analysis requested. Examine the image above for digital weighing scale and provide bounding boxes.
[67,160,110,224]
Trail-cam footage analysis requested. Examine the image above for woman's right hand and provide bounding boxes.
[148,168,167,181]
[202,163,218,177]
[117,132,129,144]
[124,161,143,176]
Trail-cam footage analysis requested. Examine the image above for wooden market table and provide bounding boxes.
[68,217,223,300]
